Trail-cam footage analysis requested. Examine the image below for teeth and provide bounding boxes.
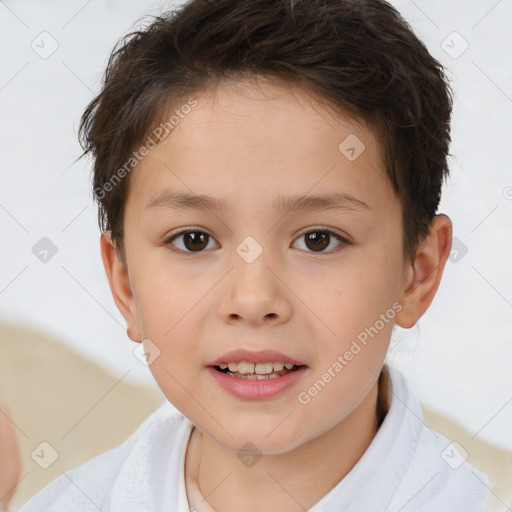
[218,360,296,374]
[226,371,281,379]
[238,362,255,374]
[255,362,273,374]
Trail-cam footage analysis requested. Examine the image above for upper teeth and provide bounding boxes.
[219,361,295,374]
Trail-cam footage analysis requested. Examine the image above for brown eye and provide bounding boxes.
[293,229,347,253]
[164,227,347,254]
[165,229,218,252]
[305,231,329,251]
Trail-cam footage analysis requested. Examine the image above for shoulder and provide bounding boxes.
[18,400,186,512]
[385,366,491,511]
[17,436,136,511]
[400,424,490,509]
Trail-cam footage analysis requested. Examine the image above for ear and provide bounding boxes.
[100,231,142,343]
[395,214,453,329]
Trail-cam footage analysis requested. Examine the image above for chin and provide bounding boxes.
[208,420,309,455]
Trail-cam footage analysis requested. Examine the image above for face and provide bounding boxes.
[107,78,412,454]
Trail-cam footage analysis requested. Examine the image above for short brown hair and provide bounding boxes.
[79,0,454,267]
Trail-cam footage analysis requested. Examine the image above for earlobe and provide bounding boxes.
[100,232,142,342]
[395,215,453,329]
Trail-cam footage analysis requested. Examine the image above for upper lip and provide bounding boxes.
[207,349,307,367]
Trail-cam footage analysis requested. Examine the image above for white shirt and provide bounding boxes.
[19,364,491,512]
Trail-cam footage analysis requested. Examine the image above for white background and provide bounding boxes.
[1,0,511,450]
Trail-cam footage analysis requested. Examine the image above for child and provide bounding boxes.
[19,0,491,510]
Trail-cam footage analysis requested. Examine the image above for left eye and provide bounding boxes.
[164,228,347,253]
[292,229,347,253]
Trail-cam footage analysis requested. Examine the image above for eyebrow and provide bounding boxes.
[145,190,370,213]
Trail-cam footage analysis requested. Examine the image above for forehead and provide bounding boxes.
[127,78,395,216]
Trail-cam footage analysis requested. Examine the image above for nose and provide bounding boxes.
[217,250,293,327]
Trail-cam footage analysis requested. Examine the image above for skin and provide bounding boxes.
[100,77,452,512]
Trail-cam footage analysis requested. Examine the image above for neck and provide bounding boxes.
[186,367,390,512]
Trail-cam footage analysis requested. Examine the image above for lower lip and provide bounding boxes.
[206,366,308,400]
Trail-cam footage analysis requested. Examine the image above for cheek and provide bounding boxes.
[347,233,404,310]
[308,249,399,363]
[130,250,195,329]
[128,257,206,378]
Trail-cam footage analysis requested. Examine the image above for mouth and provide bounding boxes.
[212,363,306,380]
[206,349,309,399]
[207,360,309,400]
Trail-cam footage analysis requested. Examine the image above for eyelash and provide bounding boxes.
[162,226,350,254]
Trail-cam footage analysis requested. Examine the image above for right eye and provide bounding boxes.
[163,228,219,253]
